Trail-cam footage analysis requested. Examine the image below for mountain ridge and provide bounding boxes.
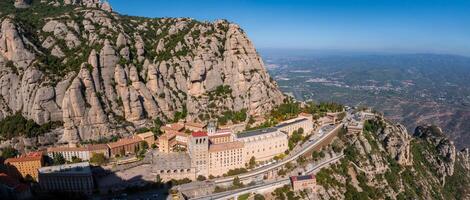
[0,0,283,146]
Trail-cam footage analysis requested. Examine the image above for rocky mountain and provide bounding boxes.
[0,0,283,145]
[313,117,470,200]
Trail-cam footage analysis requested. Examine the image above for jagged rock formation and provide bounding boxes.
[14,0,31,8]
[0,0,284,144]
[312,116,469,200]
[379,122,412,166]
[413,125,457,184]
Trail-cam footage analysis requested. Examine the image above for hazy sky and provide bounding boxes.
[109,0,470,56]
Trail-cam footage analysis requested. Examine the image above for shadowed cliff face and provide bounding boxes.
[0,0,284,143]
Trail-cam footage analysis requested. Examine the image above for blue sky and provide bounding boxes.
[109,0,470,56]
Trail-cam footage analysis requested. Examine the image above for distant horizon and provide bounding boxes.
[110,0,470,56]
[257,48,470,58]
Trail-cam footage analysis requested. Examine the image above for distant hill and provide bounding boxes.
[265,53,470,149]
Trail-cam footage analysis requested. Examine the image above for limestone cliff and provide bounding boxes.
[312,116,470,200]
[0,0,284,144]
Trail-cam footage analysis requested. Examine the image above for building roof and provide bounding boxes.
[185,122,206,129]
[276,118,308,129]
[137,131,154,139]
[165,123,185,131]
[159,130,187,141]
[5,154,42,163]
[47,146,87,153]
[0,173,30,192]
[38,162,91,175]
[191,131,208,137]
[159,132,175,141]
[291,174,315,181]
[209,133,231,139]
[208,129,232,136]
[237,127,278,138]
[86,144,109,151]
[107,137,142,149]
[152,152,192,170]
[208,141,244,152]
[0,173,19,188]
[26,151,44,157]
[161,123,186,133]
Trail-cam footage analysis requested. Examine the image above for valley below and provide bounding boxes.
[264,52,470,149]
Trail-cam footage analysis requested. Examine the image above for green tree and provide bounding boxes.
[141,141,149,150]
[254,194,265,200]
[248,156,256,169]
[53,153,66,165]
[70,156,82,163]
[232,176,244,189]
[312,151,321,160]
[1,147,18,159]
[197,175,207,181]
[225,168,248,176]
[288,129,304,150]
[90,153,107,165]
[155,174,163,188]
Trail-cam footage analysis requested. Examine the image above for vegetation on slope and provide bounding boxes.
[0,113,62,140]
[314,119,469,200]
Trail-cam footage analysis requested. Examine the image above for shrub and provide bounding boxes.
[0,113,62,140]
[90,153,107,165]
[197,175,206,181]
[1,147,18,159]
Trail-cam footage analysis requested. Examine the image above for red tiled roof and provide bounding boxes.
[208,141,244,152]
[86,144,109,151]
[185,122,206,129]
[26,151,43,157]
[107,137,143,149]
[47,146,87,152]
[191,131,208,137]
[161,123,185,132]
[5,154,42,163]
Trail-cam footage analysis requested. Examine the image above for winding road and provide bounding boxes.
[192,154,345,200]
[213,123,344,184]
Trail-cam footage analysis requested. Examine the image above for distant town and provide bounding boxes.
[0,100,377,200]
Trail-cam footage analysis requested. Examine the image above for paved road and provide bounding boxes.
[212,123,344,184]
[193,154,345,200]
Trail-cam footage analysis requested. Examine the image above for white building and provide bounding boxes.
[47,146,89,162]
[236,127,288,163]
[276,115,313,136]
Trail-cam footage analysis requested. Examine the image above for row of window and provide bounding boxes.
[41,176,93,191]
[158,169,192,174]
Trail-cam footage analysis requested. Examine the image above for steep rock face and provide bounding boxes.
[62,64,110,142]
[377,122,412,166]
[0,0,284,144]
[0,18,35,69]
[459,148,470,171]
[314,117,469,200]
[414,125,457,183]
